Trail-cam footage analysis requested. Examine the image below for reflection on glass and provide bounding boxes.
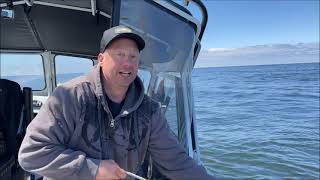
[151,76,178,135]
[138,69,151,94]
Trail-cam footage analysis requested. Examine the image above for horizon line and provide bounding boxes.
[194,61,319,69]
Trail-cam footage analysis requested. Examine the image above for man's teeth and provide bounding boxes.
[120,72,131,76]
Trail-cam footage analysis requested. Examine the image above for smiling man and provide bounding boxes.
[18,25,215,180]
[98,34,141,104]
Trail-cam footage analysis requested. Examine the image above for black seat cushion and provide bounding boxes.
[0,79,23,159]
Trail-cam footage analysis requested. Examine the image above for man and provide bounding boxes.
[18,25,215,180]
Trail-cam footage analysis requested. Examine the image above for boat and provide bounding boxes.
[0,0,208,179]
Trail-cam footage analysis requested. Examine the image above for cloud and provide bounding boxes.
[195,42,320,68]
[207,48,235,52]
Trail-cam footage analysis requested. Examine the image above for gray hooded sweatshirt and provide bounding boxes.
[18,65,214,180]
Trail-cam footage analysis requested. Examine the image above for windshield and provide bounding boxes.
[0,53,45,90]
[55,55,94,86]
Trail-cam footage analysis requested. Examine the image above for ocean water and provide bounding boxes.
[2,62,319,179]
[192,63,320,179]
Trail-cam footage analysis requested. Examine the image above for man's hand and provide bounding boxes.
[95,160,127,180]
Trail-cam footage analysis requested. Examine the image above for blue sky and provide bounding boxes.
[1,1,319,70]
[183,0,319,67]
[192,0,319,49]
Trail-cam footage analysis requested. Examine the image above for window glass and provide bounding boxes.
[152,76,178,135]
[138,69,151,94]
[0,53,45,90]
[55,55,93,85]
[120,0,196,72]
[164,79,178,135]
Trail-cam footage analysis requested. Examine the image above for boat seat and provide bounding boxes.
[0,79,33,179]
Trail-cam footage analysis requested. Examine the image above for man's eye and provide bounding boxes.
[116,52,124,56]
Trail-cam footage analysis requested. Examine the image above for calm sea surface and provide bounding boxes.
[2,62,319,179]
[192,63,320,179]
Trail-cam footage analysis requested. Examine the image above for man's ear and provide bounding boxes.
[98,53,104,65]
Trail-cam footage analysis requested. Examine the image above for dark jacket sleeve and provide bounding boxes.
[18,86,99,180]
[148,108,215,180]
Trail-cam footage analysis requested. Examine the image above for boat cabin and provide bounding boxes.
[0,0,208,179]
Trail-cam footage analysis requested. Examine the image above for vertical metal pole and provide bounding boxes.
[111,0,121,27]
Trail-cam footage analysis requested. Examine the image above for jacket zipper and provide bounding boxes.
[110,119,115,128]
[104,106,129,128]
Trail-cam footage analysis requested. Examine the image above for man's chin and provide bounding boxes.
[118,80,134,88]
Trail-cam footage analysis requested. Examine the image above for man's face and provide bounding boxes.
[98,38,140,89]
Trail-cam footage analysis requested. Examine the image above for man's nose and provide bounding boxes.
[121,56,135,67]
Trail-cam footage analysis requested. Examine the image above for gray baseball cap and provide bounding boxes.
[100,25,145,53]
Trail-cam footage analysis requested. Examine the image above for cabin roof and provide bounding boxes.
[0,0,113,57]
[1,0,202,72]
